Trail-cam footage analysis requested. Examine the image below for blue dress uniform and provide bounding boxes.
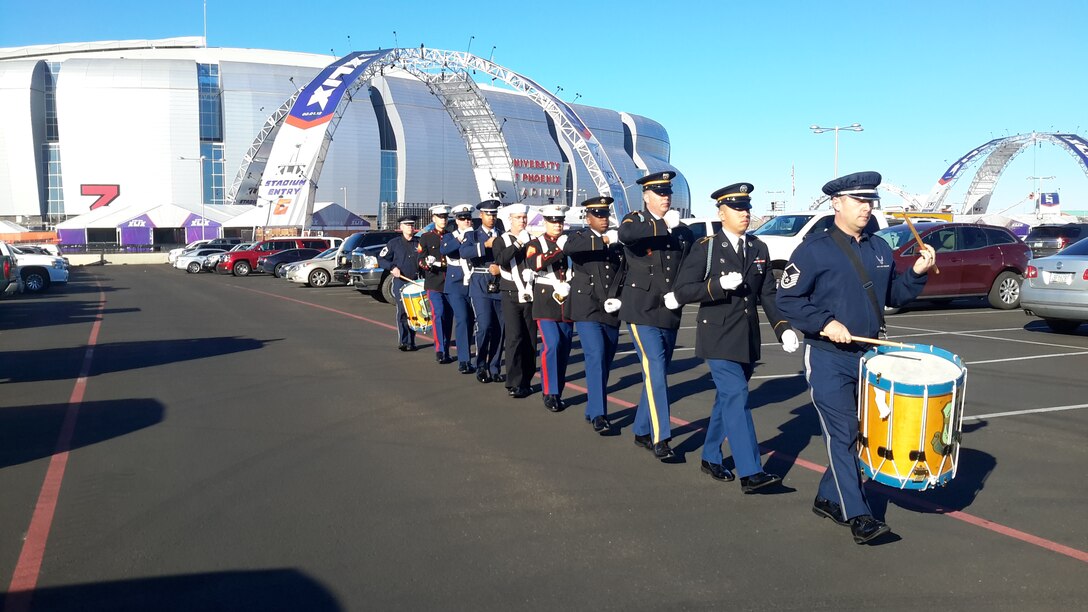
[564,196,625,432]
[460,200,506,383]
[526,204,574,412]
[673,183,791,492]
[776,171,929,543]
[440,204,477,374]
[377,217,423,350]
[494,204,538,399]
[617,171,694,459]
[418,204,454,364]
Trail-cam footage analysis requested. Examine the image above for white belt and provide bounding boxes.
[534,276,564,288]
[471,267,492,274]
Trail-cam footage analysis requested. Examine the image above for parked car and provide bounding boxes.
[682,218,722,241]
[168,239,213,264]
[875,222,1030,311]
[0,241,17,296]
[204,242,253,271]
[1021,237,1088,333]
[350,244,395,302]
[752,209,889,283]
[8,244,70,293]
[216,237,332,276]
[257,248,322,277]
[174,248,226,273]
[1023,223,1088,258]
[287,231,389,287]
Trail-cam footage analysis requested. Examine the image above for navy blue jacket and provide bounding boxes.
[377,235,421,281]
[616,211,694,329]
[776,225,927,353]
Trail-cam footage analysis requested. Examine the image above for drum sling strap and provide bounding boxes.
[829,230,886,338]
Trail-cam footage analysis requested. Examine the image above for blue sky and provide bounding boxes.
[3,1,1085,217]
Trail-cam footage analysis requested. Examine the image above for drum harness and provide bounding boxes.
[829,231,887,340]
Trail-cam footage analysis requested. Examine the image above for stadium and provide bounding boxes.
[0,37,688,245]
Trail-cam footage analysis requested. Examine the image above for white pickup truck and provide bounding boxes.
[8,244,70,293]
[751,210,889,282]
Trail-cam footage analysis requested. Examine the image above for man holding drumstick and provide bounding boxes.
[777,171,937,544]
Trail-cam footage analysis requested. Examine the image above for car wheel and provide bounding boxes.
[233,261,251,277]
[21,268,50,293]
[275,263,288,278]
[308,269,330,287]
[378,274,394,303]
[187,262,201,274]
[1043,318,1081,333]
[988,271,1021,309]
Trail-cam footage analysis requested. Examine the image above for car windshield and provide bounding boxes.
[752,214,815,237]
[875,225,915,250]
[315,247,337,259]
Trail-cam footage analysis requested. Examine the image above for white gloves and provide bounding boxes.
[517,230,531,244]
[663,209,681,229]
[604,229,619,244]
[603,298,622,314]
[782,329,800,353]
[554,282,570,300]
[663,291,680,310]
[556,235,568,250]
[719,271,742,291]
[425,255,437,267]
[521,268,536,284]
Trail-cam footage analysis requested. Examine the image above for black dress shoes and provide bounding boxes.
[459,362,474,374]
[812,497,850,526]
[652,441,675,460]
[739,471,782,494]
[543,395,564,412]
[633,434,653,450]
[511,387,531,399]
[436,353,455,364]
[397,344,408,352]
[850,515,891,544]
[700,460,735,482]
[406,344,417,352]
[492,373,507,383]
[476,368,492,383]
[590,416,610,433]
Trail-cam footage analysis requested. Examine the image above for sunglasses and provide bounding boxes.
[455,215,472,221]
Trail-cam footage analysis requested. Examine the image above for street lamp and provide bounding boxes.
[179,155,207,239]
[810,123,863,176]
[340,186,348,209]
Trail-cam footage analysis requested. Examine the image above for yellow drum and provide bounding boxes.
[858,344,967,491]
[400,281,433,334]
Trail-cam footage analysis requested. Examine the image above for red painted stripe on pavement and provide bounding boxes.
[5,283,105,612]
[231,284,397,330]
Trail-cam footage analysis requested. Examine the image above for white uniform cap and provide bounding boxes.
[504,203,529,215]
[429,204,451,215]
[450,203,474,216]
[540,204,568,219]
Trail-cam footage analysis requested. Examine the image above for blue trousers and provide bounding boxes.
[575,321,619,420]
[704,359,763,477]
[391,278,416,346]
[446,287,474,366]
[804,344,871,520]
[628,323,677,443]
[537,320,573,397]
[472,295,504,374]
[427,290,452,356]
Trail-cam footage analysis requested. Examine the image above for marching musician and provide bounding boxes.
[618,171,694,460]
[460,200,506,384]
[776,171,936,544]
[494,204,538,399]
[526,204,574,412]
[377,216,423,352]
[673,183,797,492]
[418,204,455,364]
[440,204,478,375]
[563,196,625,433]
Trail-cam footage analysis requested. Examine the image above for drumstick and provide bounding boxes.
[820,332,916,349]
[903,216,940,275]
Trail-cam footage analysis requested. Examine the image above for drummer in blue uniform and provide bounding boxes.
[418,204,455,364]
[377,216,423,351]
[618,171,694,460]
[526,203,575,412]
[440,204,477,374]
[563,195,625,433]
[673,183,797,491]
[776,171,936,543]
[460,199,506,383]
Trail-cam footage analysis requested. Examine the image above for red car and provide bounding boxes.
[875,222,1030,311]
[216,237,333,276]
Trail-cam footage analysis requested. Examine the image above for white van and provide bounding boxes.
[750,210,888,282]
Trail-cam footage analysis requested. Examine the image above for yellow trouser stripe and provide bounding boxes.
[630,324,662,442]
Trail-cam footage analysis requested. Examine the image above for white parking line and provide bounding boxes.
[890,309,1001,318]
[966,403,1088,420]
[890,324,1088,351]
[967,350,1088,365]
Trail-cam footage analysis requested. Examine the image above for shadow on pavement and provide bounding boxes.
[868,447,998,516]
[1,568,341,612]
[0,398,165,469]
[0,298,137,332]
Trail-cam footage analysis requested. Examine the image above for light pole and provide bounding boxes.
[810,123,863,176]
[340,186,348,209]
[179,155,207,239]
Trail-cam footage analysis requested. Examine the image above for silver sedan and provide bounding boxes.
[1021,238,1088,333]
[174,248,226,274]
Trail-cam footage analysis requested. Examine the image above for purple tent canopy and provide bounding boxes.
[183,213,222,243]
[57,228,87,245]
[119,214,154,246]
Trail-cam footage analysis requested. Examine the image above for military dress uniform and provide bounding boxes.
[673,183,793,492]
[617,171,694,458]
[460,200,506,383]
[493,204,538,399]
[440,204,477,374]
[776,171,929,543]
[563,196,625,432]
[526,204,574,412]
[377,217,423,350]
[418,205,454,364]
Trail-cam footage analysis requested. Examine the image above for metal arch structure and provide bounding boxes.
[228,47,632,219]
[225,90,300,206]
[922,132,1088,214]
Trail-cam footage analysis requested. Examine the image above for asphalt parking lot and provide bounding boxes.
[1,265,1086,611]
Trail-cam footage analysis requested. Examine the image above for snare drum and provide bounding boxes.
[858,344,967,491]
[400,281,433,334]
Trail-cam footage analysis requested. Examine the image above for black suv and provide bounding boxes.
[1025,223,1088,258]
